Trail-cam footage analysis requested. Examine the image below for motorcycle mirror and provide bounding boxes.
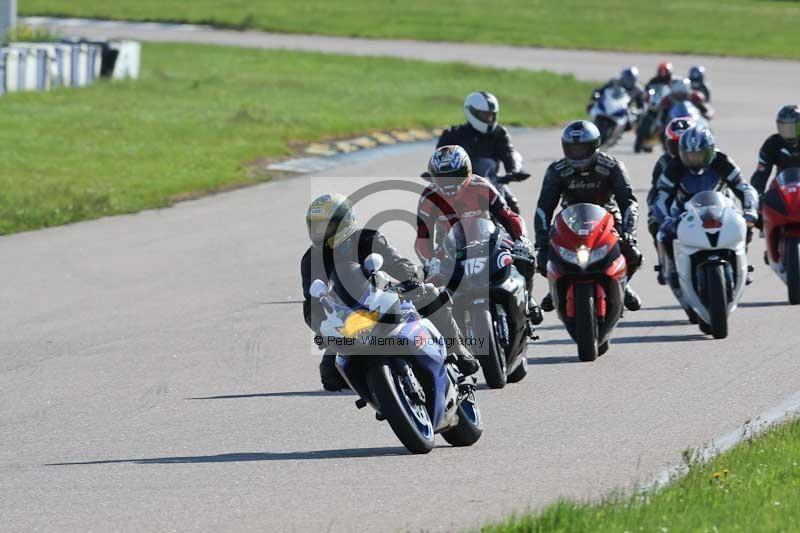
[309,279,327,299]
[364,253,384,274]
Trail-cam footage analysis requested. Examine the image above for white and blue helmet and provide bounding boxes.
[679,125,716,172]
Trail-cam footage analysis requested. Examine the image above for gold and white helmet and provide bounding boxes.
[306,193,358,248]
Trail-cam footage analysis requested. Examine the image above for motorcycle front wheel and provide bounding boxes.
[471,307,507,389]
[574,283,599,361]
[367,363,434,454]
[441,390,483,447]
[704,263,729,339]
[784,237,800,305]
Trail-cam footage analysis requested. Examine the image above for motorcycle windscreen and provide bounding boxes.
[777,167,800,188]
[443,218,498,258]
[688,191,727,229]
[559,204,609,237]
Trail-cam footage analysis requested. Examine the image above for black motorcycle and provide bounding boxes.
[429,218,534,389]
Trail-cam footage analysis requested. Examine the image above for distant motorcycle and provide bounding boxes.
[761,167,800,304]
[659,191,748,338]
[431,217,534,388]
[545,204,627,361]
[589,85,633,149]
[635,84,670,153]
[310,254,483,454]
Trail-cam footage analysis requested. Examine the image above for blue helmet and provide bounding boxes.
[679,125,716,172]
[620,66,639,90]
[428,145,472,195]
[688,65,706,84]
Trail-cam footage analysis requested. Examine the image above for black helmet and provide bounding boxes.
[688,65,706,84]
[620,66,639,91]
[561,120,601,170]
[777,105,800,146]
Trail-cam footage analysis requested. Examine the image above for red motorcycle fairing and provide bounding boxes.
[762,169,800,264]
[546,204,628,350]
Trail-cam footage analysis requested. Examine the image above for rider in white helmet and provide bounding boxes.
[436,91,530,214]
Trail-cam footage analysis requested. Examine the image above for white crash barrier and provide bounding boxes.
[0,39,140,95]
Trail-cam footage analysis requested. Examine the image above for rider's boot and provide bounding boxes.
[624,285,642,311]
[540,292,554,312]
[319,350,349,392]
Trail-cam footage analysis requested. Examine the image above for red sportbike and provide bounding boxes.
[546,204,627,361]
[761,167,800,304]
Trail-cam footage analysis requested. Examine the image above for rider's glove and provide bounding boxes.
[513,236,533,258]
[621,232,638,246]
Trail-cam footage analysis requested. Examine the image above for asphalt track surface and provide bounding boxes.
[4,19,800,532]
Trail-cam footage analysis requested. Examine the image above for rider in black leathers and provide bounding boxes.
[302,194,479,391]
[437,91,528,213]
[751,105,800,198]
[534,120,643,312]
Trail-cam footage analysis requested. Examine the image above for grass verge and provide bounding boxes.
[20,0,800,60]
[0,43,592,234]
[485,418,800,532]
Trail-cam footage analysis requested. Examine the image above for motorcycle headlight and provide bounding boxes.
[558,244,608,270]
[339,309,379,338]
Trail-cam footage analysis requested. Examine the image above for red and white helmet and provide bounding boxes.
[664,117,695,157]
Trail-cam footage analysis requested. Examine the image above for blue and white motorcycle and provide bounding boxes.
[310,254,483,454]
[589,85,633,149]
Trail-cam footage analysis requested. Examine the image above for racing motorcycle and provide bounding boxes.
[430,217,534,388]
[589,85,633,149]
[659,191,748,338]
[761,167,800,304]
[545,204,627,361]
[634,84,670,153]
[310,254,483,454]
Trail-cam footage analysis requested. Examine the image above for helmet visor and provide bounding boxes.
[433,174,467,193]
[778,121,799,142]
[680,148,713,170]
[468,106,497,124]
[308,219,331,247]
[563,141,597,165]
[667,138,680,157]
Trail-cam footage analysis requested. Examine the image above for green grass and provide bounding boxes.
[0,43,592,234]
[486,419,800,532]
[20,0,800,59]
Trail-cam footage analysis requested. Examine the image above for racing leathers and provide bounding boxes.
[534,152,642,279]
[437,123,526,213]
[589,79,646,115]
[750,134,800,196]
[648,153,674,243]
[302,229,477,390]
[657,91,714,125]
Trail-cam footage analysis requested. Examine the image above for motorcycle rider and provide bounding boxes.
[436,91,529,214]
[657,78,713,126]
[648,116,695,284]
[588,66,645,116]
[534,120,643,312]
[302,193,480,391]
[645,62,674,91]
[688,65,711,103]
[655,126,759,282]
[416,145,542,324]
[750,105,800,198]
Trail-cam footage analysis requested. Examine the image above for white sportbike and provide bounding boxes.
[660,191,748,339]
[589,85,632,149]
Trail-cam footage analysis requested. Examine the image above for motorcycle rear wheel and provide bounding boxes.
[574,283,599,361]
[441,390,483,447]
[472,307,507,389]
[785,237,800,305]
[367,363,434,454]
[704,264,729,339]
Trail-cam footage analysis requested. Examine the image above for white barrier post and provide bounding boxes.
[0,0,17,41]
